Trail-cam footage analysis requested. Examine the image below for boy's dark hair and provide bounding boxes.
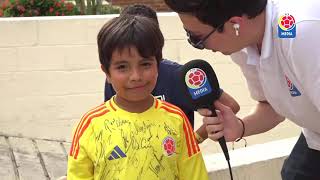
[121,4,159,24]
[164,0,267,31]
[97,15,164,73]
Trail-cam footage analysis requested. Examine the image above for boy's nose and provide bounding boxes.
[129,68,142,81]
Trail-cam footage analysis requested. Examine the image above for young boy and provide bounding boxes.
[104,4,240,144]
[67,15,209,180]
[104,4,196,125]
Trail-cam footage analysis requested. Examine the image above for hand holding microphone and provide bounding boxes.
[199,101,244,142]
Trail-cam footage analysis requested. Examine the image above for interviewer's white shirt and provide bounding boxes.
[231,0,320,150]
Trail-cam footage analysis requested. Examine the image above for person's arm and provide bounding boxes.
[68,128,94,179]
[195,90,240,143]
[240,101,284,137]
[219,91,240,114]
[179,116,208,180]
[68,149,94,180]
[199,100,285,142]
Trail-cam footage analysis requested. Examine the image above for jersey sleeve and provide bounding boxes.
[286,21,320,111]
[67,126,94,180]
[178,113,208,180]
[104,80,116,102]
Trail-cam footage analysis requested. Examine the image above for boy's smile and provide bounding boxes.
[105,46,158,112]
[127,84,148,91]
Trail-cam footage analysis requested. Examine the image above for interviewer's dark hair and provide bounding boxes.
[164,0,267,31]
[97,15,164,73]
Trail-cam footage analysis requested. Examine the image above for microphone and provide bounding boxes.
[178,59,230,161]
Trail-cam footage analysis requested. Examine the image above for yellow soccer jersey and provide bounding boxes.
[68,97,208,180]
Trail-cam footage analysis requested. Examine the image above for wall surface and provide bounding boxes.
[0,13,299,149]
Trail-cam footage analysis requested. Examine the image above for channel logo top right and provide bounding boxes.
[278,14,296,38]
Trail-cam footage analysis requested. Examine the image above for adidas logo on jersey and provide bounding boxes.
[108,145,127,160]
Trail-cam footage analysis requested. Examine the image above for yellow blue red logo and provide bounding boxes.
[278,14,296,38]
[185,68,212,99]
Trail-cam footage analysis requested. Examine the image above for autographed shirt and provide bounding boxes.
[68,97,208,180]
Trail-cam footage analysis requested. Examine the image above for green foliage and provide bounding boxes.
[0,0,121,17]
[0,0,80,17]
[100,4,121,14]
[75,0,120,15]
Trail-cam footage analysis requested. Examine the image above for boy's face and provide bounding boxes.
[106,46,158,103]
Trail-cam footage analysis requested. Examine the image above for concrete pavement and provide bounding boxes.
[0,135,69,180]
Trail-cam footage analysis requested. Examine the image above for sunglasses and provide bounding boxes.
[185,24,223,50]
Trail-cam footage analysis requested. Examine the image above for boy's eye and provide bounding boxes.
[141,62,152,67]
[116,64,127,70]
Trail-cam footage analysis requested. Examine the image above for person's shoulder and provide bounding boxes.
[74,103,110,134]
[159,59,182,70]
[155,59,182,90]
[158,60,195,110]
[157,59,182,80]
[69,102,110,156]
[273,0,320,25]
[273,0,320,57]
[82,103,110,119]
[156,100,187,120]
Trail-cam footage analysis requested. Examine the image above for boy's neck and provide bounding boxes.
[114,95,155,113]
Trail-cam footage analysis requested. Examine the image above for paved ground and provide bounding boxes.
[0,135,69,180]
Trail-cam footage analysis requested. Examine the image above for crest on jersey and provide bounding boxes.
[162,136,176,156]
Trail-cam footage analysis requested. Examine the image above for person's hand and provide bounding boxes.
[198,100,243,142]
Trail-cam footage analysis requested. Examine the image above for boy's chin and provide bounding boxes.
[115,93,153,103]
[127,94,153,102]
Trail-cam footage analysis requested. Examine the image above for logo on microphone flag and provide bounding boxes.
[185,68,212,99]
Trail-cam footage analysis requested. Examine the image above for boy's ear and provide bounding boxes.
[101,64,111,83]
[101,64,107,73]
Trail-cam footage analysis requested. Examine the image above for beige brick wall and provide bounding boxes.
[0,14,299,145]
